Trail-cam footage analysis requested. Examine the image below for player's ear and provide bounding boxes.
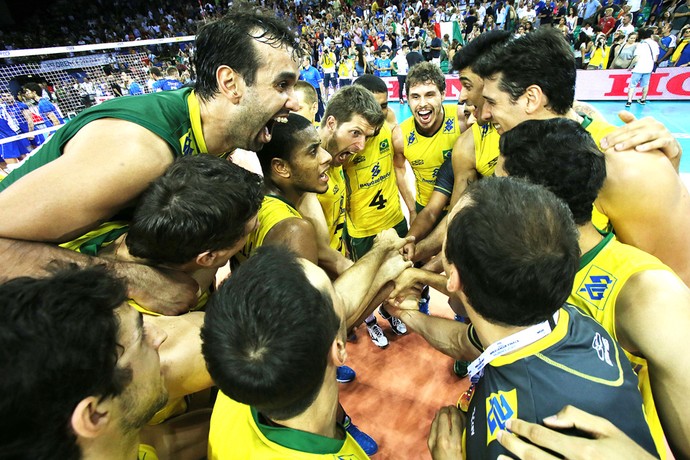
[446,262,462,294]
[523,84,543,115]
[71,396,113,440]
[216,65,244,104]
[271,157,291,179]
[324,115,338,133]
[197,247,236,268]
[329,337,348,366]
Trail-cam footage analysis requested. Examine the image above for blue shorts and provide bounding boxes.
[629,72,651,88]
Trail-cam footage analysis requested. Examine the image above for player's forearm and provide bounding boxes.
[319,246,354,278]
[413,219,445,262]
[407,207,439,241]
[399,310,475,360]
[395,165,417,214]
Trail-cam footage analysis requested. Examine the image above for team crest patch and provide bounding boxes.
[576,265,617,311]
[379,139,390,152]
[443,117,455,134]
[407,131,418,146]
[486,389,517,445]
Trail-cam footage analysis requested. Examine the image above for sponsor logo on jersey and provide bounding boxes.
[333,184,340,194]
[432,167,439,178]
[576,266,617,311]
[371,163,381,178]
[486,389,517,445]
[407,131,417,146]
[410,159,424,166]
[181,132,197,156]
[592,332,614,366]
[443,117,456,134]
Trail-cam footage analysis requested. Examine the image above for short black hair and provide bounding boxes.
[322,85,385,129]
[445,177,579,327]
[353,74,389,94]
[0,265,131,459]
[193,5,301,101]
[22,82,42,95]
[452,30,512,72]
[201,246,340,419]
[474,27,576,115]
[257,112,316,174]
[406,61,446,96]
[126,155,263,265]
[499,118,606,226]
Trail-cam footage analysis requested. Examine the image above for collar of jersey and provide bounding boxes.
[186,90,208,154]
[266,193,298,210]
[490,307,569,367]
[579,230,614,270]
[250,406,345,454]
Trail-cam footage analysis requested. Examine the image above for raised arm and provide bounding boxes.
[393,125,417,221]
[0,119,198,314]
[297,192,353,277]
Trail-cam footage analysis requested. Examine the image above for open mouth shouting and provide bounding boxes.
[260,114,289,144]
[416,108,434,125]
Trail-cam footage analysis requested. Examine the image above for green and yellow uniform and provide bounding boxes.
[208,392,369,459]
[0,88,214,192]
[138,444,159,460]
[344,122,407,258]
[569,231,674,458]
[400,104,461,210]
[59,221,209,316]
[318,165,347,255]
[472,122,501,177]
[234,195,302,264]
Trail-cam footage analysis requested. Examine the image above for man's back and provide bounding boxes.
[465,305,658,459]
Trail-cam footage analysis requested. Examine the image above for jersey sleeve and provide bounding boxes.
[433,157,454,197]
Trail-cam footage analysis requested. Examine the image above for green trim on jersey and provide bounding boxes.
[579,231,614,270]
[250,407,346,454]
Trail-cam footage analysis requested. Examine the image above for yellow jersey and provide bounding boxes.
[569,231,674,459]
[208,392,370,459]
[472,122,501,177]
[400,104,461,207]
[318,165,347,254]
[138,444,159,460]
[234,194,302,264]
[343,122,404,238]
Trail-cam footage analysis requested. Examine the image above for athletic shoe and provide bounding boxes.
[625,101,632,107]
[336,365,356,383]
[638,99,647,105]
[418,297,430,315]
[453,360,471,378]
[379,307,407,335]
[366,322,389,348]
[344,416,379,455]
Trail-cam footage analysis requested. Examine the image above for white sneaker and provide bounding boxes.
[366,323,389,348]
[387,315,407,335]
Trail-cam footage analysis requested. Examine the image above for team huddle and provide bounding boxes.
[0,6,689,460]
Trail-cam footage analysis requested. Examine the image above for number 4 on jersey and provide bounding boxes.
[369,189,387,210]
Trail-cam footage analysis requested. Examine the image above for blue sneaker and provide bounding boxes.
[336,365,356,383]
[344,416,378,455]
[418,297,430,315]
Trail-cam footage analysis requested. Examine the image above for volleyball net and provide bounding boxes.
[0,36,195,148]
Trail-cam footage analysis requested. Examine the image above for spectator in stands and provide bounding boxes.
[616,13,637,37]
[22,83,63,127]
[148,67,164,92]
[599,8,617,36]
[0,265,169,460]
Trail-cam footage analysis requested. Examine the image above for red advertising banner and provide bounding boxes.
[380,68,690,101]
